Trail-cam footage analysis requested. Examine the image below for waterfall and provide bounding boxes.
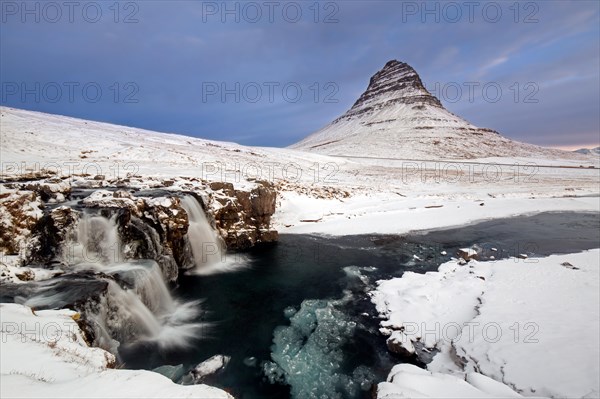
[70,212,123,266]
[180,195,224,266]
[91,279,203,352]
[61,210,204,354]
[127,261,176,314]
[180,195,249,275]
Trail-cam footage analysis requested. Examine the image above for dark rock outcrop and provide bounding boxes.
[343,60,443,122]
[211,180,278,250]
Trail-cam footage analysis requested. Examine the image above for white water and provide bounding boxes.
[62,210,203,352]
[70,214,123,266]
[181,195,249,275]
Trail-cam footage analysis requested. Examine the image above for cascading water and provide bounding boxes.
[71,213,122,266]
[58,210,204,355]
[181,195,248,275]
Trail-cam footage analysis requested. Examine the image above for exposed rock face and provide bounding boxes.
[1,177,72,259]
[30,206,80,265]
[0,190,41,256]
[210,180,278,250]
[290,59,574,160]
[386,333,416,358]
[342,60,443,121]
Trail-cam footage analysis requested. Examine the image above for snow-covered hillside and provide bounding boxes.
[290,60,592,161]
[574,147,600,156]
[0,106,345,186]
[1,105,599,236]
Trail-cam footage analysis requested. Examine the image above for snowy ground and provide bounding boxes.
[1,106,599,398]
[1,107,598,191]
[274,192,600,235]
[0,303,232,399]
[372,250,600,398]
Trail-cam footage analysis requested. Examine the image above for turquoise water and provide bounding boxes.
[110,212,600,398]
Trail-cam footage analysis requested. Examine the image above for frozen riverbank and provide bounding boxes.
[274,193,600,236]
[372,249,600,398]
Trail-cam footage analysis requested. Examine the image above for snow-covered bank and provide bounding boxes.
[0,303,232,399]
[371,250,600,398]
[378,364,523,398]
[275,193,600,235]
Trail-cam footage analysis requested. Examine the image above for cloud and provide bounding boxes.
[0,0,598,147]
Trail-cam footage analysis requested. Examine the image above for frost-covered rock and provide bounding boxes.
[457,246,480,261]
[0,262,63,283]
[386,331,416,357]
[189,355,230,382]
[0,187,43,257]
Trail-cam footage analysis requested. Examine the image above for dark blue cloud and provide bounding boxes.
[1,0,598,148]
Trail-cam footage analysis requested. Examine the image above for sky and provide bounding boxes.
[1,0,599,149]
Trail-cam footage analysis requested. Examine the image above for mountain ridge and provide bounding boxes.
[574,147,600,156]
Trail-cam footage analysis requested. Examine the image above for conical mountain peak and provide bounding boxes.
[289,60,562,159]
[345,60,442,122]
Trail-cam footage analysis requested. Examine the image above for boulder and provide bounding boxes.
[189,355,230,383]
[386,333,416,357]
[457,246,480,261]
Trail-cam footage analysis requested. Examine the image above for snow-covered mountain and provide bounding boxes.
[291,60,577,160]
[574,147,600,156]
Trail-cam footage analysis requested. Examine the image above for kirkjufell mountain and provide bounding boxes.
[291,60,573,160]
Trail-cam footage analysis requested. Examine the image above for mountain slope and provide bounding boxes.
[290,60,577,160]
[574,147,600,156]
